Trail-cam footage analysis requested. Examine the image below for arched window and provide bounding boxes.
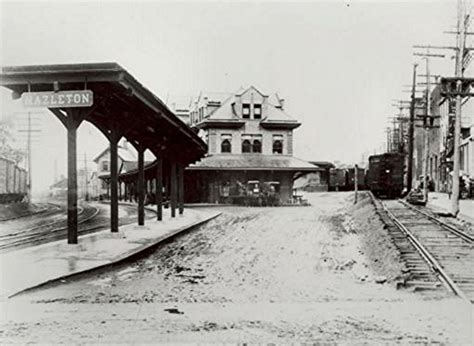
[221,139,231,153]
[252,140,262,153]
[273,140,283,154]
[242,139,251,153]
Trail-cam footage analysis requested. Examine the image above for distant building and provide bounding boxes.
[185,86,321,203]
[50,169,90,199]
[91,139,138,198]
[49,176,67,198]
[413,71,474,197]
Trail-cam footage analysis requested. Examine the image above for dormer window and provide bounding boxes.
[242,103,250,119]
[273,140,283,154]
[273,135,283,154]
[102,160,109,172]
[253,104,262,119]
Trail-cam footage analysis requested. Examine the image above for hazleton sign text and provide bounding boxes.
[22,90,94,108]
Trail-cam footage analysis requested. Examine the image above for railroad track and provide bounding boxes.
[0,202,63,222]
[0,204,100,252]
[0,203,156,252]
[379,198,474,303]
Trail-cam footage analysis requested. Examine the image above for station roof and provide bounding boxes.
[0,63,207,164]
[193,86,301,130]
[187,154,323,171]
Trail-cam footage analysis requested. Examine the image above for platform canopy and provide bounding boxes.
[0,62,206,163]
[188,154,323,171]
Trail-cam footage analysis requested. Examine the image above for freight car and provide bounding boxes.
[329,167,367,191]
[346,167,367,191]
[0,156,28,203]
[329,168,348,191]
[367,153,404,198]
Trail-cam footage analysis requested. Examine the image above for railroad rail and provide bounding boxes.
[0,203,157,252]
[379,198,473,303]
[398,199,474,243]
[0,204,100,252]
[0,202,62,222]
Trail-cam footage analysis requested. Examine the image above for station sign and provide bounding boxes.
[22,90,93,108]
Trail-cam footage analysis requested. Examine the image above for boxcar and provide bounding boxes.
[329,168,348,191]
[0,156,27,203]
[367,153,404,198]
[346,167,367,191]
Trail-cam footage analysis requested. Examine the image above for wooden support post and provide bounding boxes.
[156,158,163,221]
[138,145,145,226]
[49,108,85,244]
[170,162,177,218]
[354,164,358,204]
[178,164,184,215]
[67,120,79,243]
[110,130,120,233]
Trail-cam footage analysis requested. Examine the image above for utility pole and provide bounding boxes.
[27,112,32,202]
[451,0,467,216]
[84,152,89,201]
[407,64,417,192]
[422,57,432,203]
[413,47,445,203]
[16,111,42,202]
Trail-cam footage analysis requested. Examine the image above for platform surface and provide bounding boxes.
[426,192,474,224]
[0,208,221,299]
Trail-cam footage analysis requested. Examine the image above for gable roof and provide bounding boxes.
[93,145,137,163]
[50,178,68,189]
[235,85,267,97]
[193,86,300,129]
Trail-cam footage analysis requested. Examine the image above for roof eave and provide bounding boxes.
[193,120,245,130]
[260,121,301,130]
[186,166,321,171]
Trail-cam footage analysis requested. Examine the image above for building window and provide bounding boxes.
[253,104,262,119]
[242,103,250,119]
[252,139,262,153]
[242,139,251,153]
[221,139,231,153]
[273,140,283,154]
[102,160,109,172]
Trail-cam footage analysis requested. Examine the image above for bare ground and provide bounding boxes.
[0,192,472,344]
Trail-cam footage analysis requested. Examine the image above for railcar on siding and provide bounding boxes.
[0,156,27,203]
[346,167,367,191]
[329,168,348,191]
[367,153,404,198]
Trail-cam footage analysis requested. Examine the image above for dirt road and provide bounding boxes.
[0,192,471,343]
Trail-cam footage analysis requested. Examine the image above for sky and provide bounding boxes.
[0,0,466,192]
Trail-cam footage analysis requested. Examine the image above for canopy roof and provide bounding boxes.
[188,154,323,171]
[0,63,207,164]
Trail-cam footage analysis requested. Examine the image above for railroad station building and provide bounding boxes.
[184,86,321,204]
[97,86,321,205]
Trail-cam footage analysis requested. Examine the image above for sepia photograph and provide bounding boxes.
[0,0,473,343]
